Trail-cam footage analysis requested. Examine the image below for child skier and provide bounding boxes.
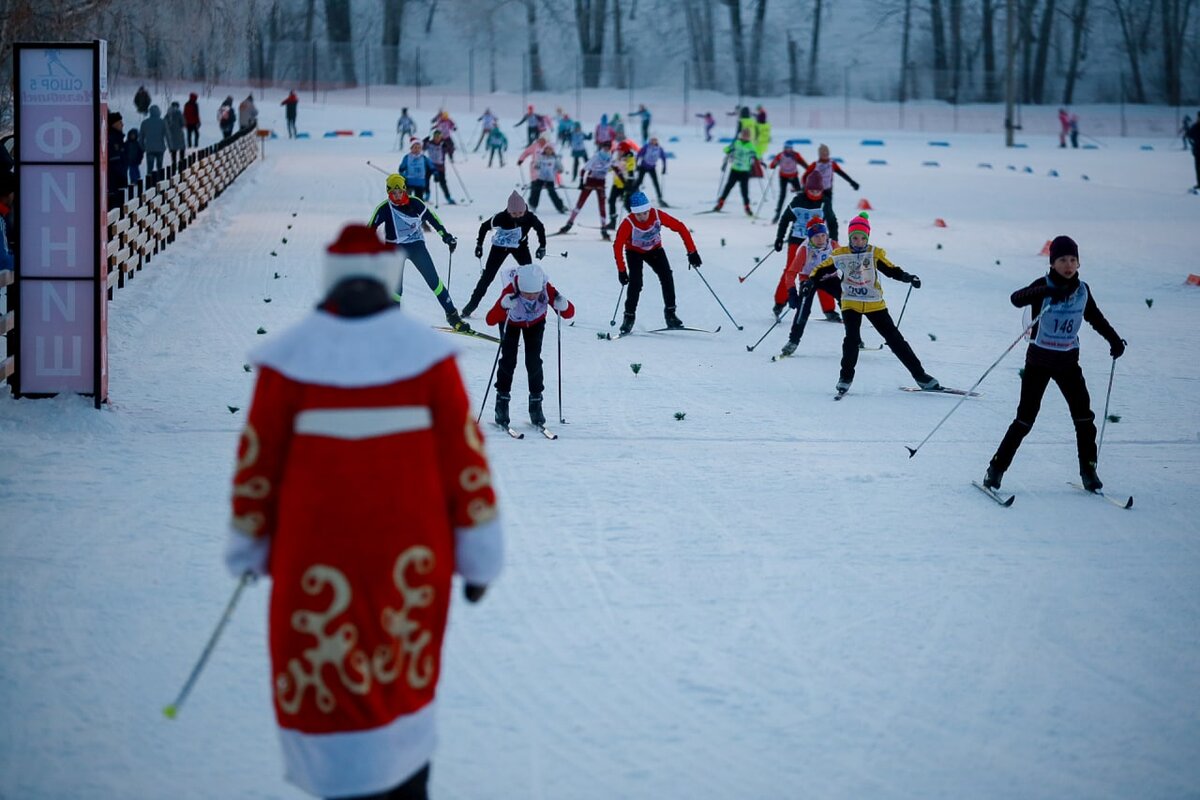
[569,121,592,180]
[631,103,652,143]
[612,191,702,334]
[696,111,715,141]
[802,144,859,243]
[635,136,668,205]
[396,107,416,147]
[806,212,939,397]
[605,141,638,230]
[398,139,434,200]
[486,126,508,167]
[464,191,548,317]
[515,105,541,145]
[368,174,468,331]
[983,235,1126,493]
[527,143,568,214]
[772,171,834,319]
[778,216,838,357]
[714,127,759,215]
[559,141,612,238]
[486,263,575,430]
[422,130,456,204]
[475,108,497,151]
[768,143,809,222]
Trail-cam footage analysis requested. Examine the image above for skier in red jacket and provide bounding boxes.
[611,191,702,334]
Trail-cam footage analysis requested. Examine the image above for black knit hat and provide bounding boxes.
[1048,235,1079,264]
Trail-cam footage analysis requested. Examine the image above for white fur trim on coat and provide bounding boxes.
[454,516,504,585]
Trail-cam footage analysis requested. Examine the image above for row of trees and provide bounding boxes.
[1,0,1196,129]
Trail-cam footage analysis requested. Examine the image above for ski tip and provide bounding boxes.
[905,446,917,458]
[1002,494,1016,507]
[1124,496,1134,509]
[162,704,178,720]
[736,325,744,331]
[745,345,755,352]
[715,326,722,333]
[738,276,747,283]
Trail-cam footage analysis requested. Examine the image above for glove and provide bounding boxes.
[687,251,702,269]
[798,279,815,297]
[500,293,517,309]
[618,271,629,286]
[1110,338,1127,359]
[787,286,801,309]
[908,275,922,289]
[224,529,270,578]
[773,239,784,252]
[552,293,570,312]
[464,584,488,603]
[535,246,546,260]
[474,244,483,258]
[849,180,860,191]
[444,235,458,253]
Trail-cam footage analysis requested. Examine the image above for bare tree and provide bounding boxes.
[723,0,749,97]
[1160,0,1196,106]
[575,0,607,87]
[1062,0,1090,103]
[898,0,913,101]
[1111,0,1155,102]
[381,0,408,85]
[1029,0,1057,103]
[747,0,770,96]
[525,0,546,91]
[807,0,824,95]
[324,0,356,85]
[982,0,999,101]
[929,0,949,97]
[684,0,718,90]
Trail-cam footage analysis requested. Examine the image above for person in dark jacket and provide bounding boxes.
[218,96,236,140]
[107,112,128,205]
[125,129,144,185]
[139,104,167,175]
[281,90,299,138]
[164,101,186,169]
[133,86,151,115]
[983,235,1126,493]
[463,191,547,317]
[183,92,201,147]
[1187,113,1200,191]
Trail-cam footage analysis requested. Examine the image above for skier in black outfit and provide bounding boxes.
[1187,113,1200,191]
[983,235,1126,493]
[463,191,547,318]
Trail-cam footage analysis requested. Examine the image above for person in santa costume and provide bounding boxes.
[225,223,504,800]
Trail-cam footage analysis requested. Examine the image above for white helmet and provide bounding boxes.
[514,263,546,294]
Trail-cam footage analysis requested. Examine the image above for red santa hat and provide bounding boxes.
[322,224,400,294]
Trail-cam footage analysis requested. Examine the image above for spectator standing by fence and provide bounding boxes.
[281,90,299,138]
[125,129,143,185]
[238,95,258,133]
[218,96,236,140]
[183,92,201,147]
[107,112,128,204]
[165,101,186,170]
[140,104,167,176]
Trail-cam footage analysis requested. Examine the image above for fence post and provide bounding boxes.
[522,53,528,116]
[576,55,582,119]
[311,40,317,105]
[365,44,370,106]
[469,49,474,113]
[843,66,850,128]
[683,59,689,124]
[416,47,421,109]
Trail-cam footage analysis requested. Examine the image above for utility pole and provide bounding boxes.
[1004,0,1015,147]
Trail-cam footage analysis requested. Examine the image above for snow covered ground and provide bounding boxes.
[2,92,1199,799]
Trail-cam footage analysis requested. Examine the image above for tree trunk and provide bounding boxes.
[575,0,608,87]
[929,0,948,98]
[527,0,546,91]
[949,0,962,102]
[787,34,800,95]
[324,0,356,85]
[726,0,747,98]
[1030,0,1056,103]
[747,0,769,96]
[1062,0,1089,104]
[1160,0,1195,106]
[424,0,439,34]
[613,0,627,89]
[982,0,996,101]
[1018,0,1038,103]
[382,0,404,85]
[807,0,823,95]
[899,0,912,101]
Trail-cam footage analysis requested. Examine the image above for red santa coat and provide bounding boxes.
[231,306,502,798]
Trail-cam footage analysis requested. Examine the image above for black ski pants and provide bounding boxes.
[774,175,801,219]
[840,308,929,384]
[331,763,429,800]
[496,320,546,396]
[396,241,455,315]
[821,189,840,243]
[637,166,663,201]
[718,169,752,206]
[572,152,587,180]
[529,180,567,213]
[990,359,1098,471]
[787,278,821,343]
[487,146,505,167]
[430,168,453,202]
[186,124,200,147]
[464,243,532,314]
[608,184,632,220]
[624,248,677,315]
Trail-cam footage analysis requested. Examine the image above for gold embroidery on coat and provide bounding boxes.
[275,565,372,715]
[233,425,270,500]
[467,498,498,524]
[373,546,436,690]
[460,465,492,492]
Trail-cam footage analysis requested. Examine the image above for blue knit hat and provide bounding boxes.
[629,191,652,213]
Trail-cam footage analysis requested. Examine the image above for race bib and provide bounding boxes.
[835,249,882,303]
[390,206,424,244]
[629,211,662,250]
[1034,283,1088,351]
[492,226,522,249]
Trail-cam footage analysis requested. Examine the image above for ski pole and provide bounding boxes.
[894,284,914,328]
[450,159,473,202]
[738,245,777,283]
[1097,358,1117,459]
[477,323,506,424]
[692,267,743,330]
[609,284,626,326]
[366,160,390,175]
[557,312,565,423]
[753,167,776,218]
[745,314,783,352]
[906,309,1045,458]
[447,249,453,288]
[163,572,255,719]
[712,159,729,206]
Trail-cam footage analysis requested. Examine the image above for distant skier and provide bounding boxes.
[713,127,759,215]
[983,235,1126,493]
[768,142,809,222]
[397,139,434,200]
[527,143,568,214]
[611,191,701,335]
[486,262,574,430]
[422,130,456,204]
[778,216,839,357]
[396,108,416,147]
[806,212,940,397]
[696,111,715,141]
[464,191,547,317]
[606,141,638,230]
[753,106,771,158]
[801,144,859,243]
[486,126,508,168]
[631,103,652,143]
[368,173,469,331]
[635,136,668,206]
[594,114,616,149]
[558,141,612,238]
[515,105,541,145]
[475,108,497,151]
[569,121,592,180]
[280,90,299,139]
[1058,108,1071,148]
[218,96,236,140]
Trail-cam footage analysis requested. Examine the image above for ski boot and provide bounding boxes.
[711,199,725,213]
[824,310,842,322]
[600,228,612,241]
[744,204,754,217]
[772,303,785,319]
[1079,460,1103,492]
[619,312,636,335]
[529,393,546,428]
[983,461,1005,490]
[780,338,799,357]
[558,221,574,235]
[494,393,511,428]
[445,309,472,333]
[445,197,457,205]
[835,379,852,396]
[664,307,685,329]
[917,375,941,391]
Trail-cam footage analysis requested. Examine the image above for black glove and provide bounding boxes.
[535,246,546,260]
[799,278,815,296]
[1110,338,1127,359]
[474,244,483,258]
[687,251,702,269]
[849,180,860,191]
[773,239,784,252]
[444,235,458,253]
[908,275,922,289]
[618,271,629,286]
[787,286,801,309]
[464,584,487,603]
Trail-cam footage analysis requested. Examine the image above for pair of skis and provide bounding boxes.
[435,326,501,343]
[497,424,558,440]
[973,481,1133,509]
[597,326,720,340]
